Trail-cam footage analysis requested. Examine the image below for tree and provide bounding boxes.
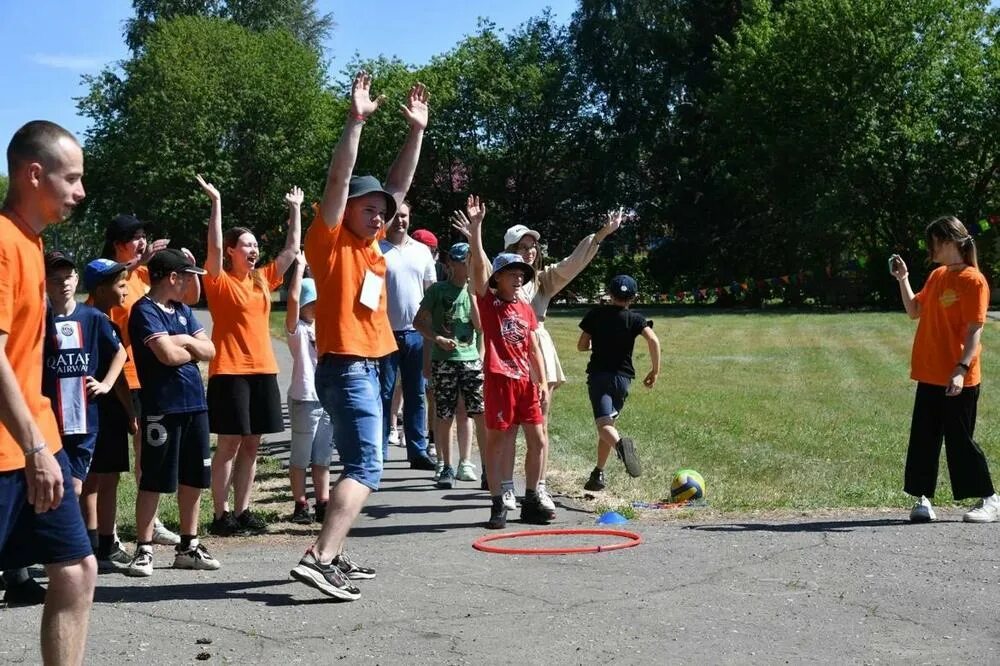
[0,174,7,204]
[124,0,334,53]
[706,0,1000,303]
[75,15,337,263]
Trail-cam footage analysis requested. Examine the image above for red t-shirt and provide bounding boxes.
[476,292,538,380]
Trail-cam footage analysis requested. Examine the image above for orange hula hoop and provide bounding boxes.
[472,528,642,555]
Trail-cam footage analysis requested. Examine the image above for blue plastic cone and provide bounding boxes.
[596,511,628,525]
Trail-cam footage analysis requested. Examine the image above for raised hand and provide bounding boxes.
[285,186,304,209]
[178,247,197,265]
[350,70,385,120]
[195,173,220,200]
[597,207,625,241]
[140,238,169,265]
[450,210,472,239]
[465,195,486,226]
[400,82,429,130]
[889,254,908,281]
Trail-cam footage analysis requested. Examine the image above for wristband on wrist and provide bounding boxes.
[24,443,46,456]
[350,112,366,123]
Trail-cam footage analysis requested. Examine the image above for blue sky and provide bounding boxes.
[0,0,578,176]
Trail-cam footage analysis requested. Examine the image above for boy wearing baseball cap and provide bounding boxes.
[578,275,660,490]
[414,242,487,488]
[462,196,554,529]
[125,249,220,577]
[81,258,136,570]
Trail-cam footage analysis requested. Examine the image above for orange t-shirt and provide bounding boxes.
[203,262,283,376]
[911,265,989,387]
[304,213,396,358]
[105,265,151,389]
[0,213,62,470]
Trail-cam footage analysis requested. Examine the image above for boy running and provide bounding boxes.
[577,275,660,491]
[414,241,486,489]
[126,249,220,577]
[464,196,554,529]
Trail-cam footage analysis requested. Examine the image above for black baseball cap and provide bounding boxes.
[609,274,638,300]
[148,248,207,281]
[44,250,76,274]
[104,214,145,243]
[347,175,397,222]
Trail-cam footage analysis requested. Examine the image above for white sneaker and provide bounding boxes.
[125,546,154,577]
[963,494,1000,523]
[909,496,935,523]
[537,486,556,512]
[152,518,181,546]
[433,460,444,482]
[388,427,400,446]
[456,460,479,482]
[502,488,517,511]
[173,539,221,570]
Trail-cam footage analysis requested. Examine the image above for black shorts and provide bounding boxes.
[207,374,284,435]
[587,371,631,421]
[138,411,211,493]
[91,395,131,474]
[0,449,93,569]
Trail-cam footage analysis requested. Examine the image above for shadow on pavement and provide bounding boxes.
[685,518,910,533]
[348,521,487,537]
[93,578,346,606]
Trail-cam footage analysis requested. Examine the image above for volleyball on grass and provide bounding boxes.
[670,469,705,502]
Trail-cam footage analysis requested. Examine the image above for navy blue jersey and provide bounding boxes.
[128,296,207,415]
[42,303,122,435]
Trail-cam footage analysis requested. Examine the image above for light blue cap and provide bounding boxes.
[299,277,317,307]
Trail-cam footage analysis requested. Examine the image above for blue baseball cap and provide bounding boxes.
[448,242,470,262]
[83,258,128,292]
[489,252,535,288]
[609,274,638,299]
[299,277,317,307]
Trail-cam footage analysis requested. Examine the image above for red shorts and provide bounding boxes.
[484,373,543,431]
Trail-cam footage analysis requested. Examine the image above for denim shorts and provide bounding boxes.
[289,398,335,468]
[0,449,93,569]
[587,371,631,421]
[316,355,383,491]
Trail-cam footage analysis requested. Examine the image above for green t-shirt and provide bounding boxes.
[421,281,480,362]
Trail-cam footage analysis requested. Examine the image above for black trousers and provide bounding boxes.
[904,382,995,500]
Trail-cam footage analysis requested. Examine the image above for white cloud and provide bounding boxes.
[30,54,106,71]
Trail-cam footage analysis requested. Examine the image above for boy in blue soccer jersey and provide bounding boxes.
[42,252,128,498]
[126,249,221,577]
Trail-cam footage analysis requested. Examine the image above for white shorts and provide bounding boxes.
[288,398,334,468]
[535,324,565,387]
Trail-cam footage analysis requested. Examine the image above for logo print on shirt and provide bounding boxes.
[500,316,527,346]
[178,315,188,326]
[939,288,958,308]
[60,324,74,337]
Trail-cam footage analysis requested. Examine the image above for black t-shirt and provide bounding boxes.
[579,305,651,378]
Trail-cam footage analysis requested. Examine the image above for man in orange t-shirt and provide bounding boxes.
[289,72,428,601]
[0,120,95,664]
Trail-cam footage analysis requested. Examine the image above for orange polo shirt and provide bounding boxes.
[0,213,62,470]
[912,265,989,387]
[203,263,283,376]
[304,213,396,358]
[106,265,151,389]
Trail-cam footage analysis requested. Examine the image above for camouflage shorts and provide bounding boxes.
[431,360,485,419]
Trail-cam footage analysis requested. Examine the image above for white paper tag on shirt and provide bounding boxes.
[360,270,383,311]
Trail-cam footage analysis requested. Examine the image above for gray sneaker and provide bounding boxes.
[97,542,132,572]
[290,550,361,601]
[437,465,455,489]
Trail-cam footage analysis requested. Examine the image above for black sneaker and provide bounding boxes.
[521,494,555,524]
[615,437,642,478]
[97,541,132,573]
[290,549,361,601]
[436,465,455,489]
[314,501,328,524]
[487,499,508,530]
[333,552,376,580]
[409,454,437,471]
[208,511,243,537]
[291,502,312,525]
[236,509,267,535]
[3,577,46,606]
[584,468,606,491]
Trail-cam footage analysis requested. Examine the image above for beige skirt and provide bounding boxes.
[535,324,565,387]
